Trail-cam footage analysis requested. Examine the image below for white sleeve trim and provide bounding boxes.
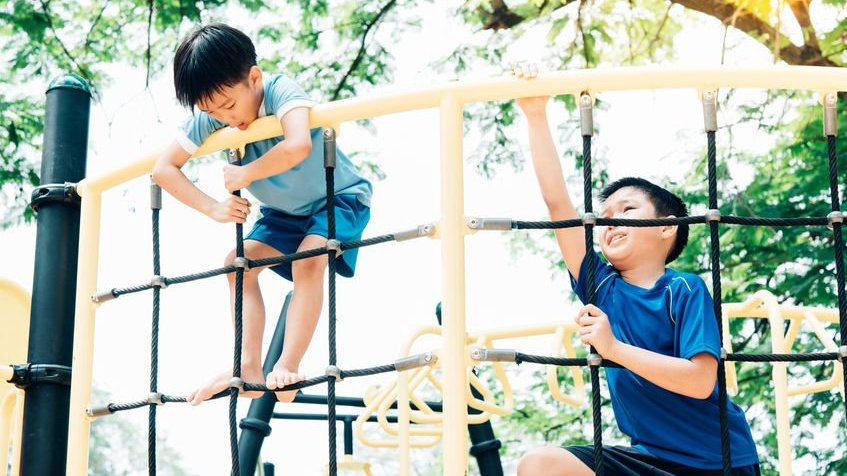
[175,130,199,155]
[275,99,317,120]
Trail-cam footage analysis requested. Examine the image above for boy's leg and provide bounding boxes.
[518,447,593,476]
[187,239,284,405]
[265,233,328,402]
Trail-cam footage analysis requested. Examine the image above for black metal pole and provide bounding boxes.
[20,73,91,476]
[238,292,293,475]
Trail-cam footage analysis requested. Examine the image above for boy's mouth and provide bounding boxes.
[607,232,626,246]
[236,122,247,130]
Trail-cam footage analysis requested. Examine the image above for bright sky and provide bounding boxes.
[0,1,828,475]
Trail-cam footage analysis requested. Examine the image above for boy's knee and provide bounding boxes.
[292,256,326,280]
[517,447,581,476]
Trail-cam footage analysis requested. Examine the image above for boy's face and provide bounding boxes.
[196,66,263,130]
[598,186,676,269]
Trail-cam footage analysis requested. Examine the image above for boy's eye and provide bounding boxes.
[225,104,235,110]
[624,206,635,212]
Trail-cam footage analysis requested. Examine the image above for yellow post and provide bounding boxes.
[763,293,793,475]
[397,368,411,475]
[440,95,468,475]
[0,277,30,474]
[66,187,102,476]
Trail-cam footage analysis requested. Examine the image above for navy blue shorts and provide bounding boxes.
[245,194,371,281]
[566,445,761,476]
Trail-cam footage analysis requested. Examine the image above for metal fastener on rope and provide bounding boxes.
[579,92,594,137]
[326,239,343,255]
[705,209,722,223]
[146,392,163,406]
[323,128,337,169]
[582,212,597,225]
[838,346,847,362]
[823,92,837,137]
[233,257,251,270]
[228,377,244,393]
[827,211,844,229]
[86,405,113,418]
[702,90,718,133]
[587,353,602,366]
[720,348,728,360]
[91,289,117,303]
[150,179,162,210]
[395,224,434,241]
[470,348,517,363]
[325,365,343,382]
[466,217,512,231]
[150,275,168,289]
[395,352,438,371]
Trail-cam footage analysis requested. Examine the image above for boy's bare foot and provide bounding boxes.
[265,365,306,403]
[187,365,265,405]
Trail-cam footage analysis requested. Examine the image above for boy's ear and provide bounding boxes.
[248,65,262,87]
[661,215,678,240]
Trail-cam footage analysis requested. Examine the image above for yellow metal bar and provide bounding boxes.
[1,389,17,473]
[759,293,792,476]
[66,186,102,476]
[77,152,158,196]
[10,388,24,476]
[398,367,410,476]
[440,95,467,475]
[0,366,11,381]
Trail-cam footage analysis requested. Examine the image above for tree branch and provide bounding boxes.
[331,0,397,101]
[38,0,92,78]
[476,0,576,31]
[146,0,154,87]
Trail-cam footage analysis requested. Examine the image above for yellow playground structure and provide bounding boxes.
[2,66,847,476]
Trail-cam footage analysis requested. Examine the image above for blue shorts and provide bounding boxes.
[245,194,371,281]
[566,445,760,476]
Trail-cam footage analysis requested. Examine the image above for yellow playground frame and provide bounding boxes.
[4,66,839,475]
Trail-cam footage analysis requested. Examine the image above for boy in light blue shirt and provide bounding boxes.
[514,85,760,474]
[153,24,371,404]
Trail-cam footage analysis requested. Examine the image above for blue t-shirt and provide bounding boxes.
[176,74,372,216]
[569,251,759,469]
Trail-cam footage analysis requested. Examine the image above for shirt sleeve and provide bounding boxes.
[175,111,226,155]
[266,76,317,120]
[568,250,614,304]
[675,277,721,361]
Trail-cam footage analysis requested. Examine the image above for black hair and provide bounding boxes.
[598,177,689,264]
[173,23,257,108]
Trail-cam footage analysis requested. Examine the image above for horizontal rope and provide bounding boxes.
[513,215,830,230]
[515,352,623,368]
[725,352,839,362]
[90,361,399,416]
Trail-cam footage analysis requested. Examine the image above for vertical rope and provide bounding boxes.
[325,130,339,476]
[148,180,161,476]
[229,150,245,476]
[582,132,603,476]
[706,130,732,475]
[825,135,847,421]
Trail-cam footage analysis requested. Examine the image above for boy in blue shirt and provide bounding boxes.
[514,91,760,475]
[152,24,371,404]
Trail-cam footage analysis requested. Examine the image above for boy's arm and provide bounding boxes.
[152,140,251,223]
[577,304,718,399]
[518,97,586,279]
[223,107,313,193]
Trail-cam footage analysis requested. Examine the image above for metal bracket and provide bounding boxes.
[466,217,512,231]
[701,90,718,133]
[828,211,844,229]
[228,377,244,393]
[470,348,516,363]
[838,346,847,362]
[579,92,594,137]
[146,392,163,406]
[86,405,113,418]
[325,365,343,382]
[395,224,435,241]
[232,257,251,271]
[823,92,837,137]
[705,209,722,223]
[587,353,602,367]
[9,363,72,389]
[150,275,168,289]
[30,182,81,212]
[91,289,117,303]
[582,212,597,226]
[395,352,437,371]
[720,347,728,360]
[325,239,343,255]
[323,128,337,169]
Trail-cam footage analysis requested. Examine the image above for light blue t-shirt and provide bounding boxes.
[176,74,372,216]
[570,251,759,469]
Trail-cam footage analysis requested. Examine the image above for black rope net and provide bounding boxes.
[88,92,847,476]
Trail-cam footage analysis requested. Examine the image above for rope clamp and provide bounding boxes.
[228,377,244,393]
[395,223,435,241]
[146,392,163,406]
[232,257,251,271]
[325,239,343,255]
[838,346,847,362]
[587,353,602,367]
[91,289,117,303]
[827,211,844,229]
[705,209,722,223]
[470,348,517,363]
[150,179,162,210]
[325,365,343,381]
[582,213,597,226]
[823,92,837,137]
[86,405,113,418]
[579,92,594,137]
[701,89,718,133]
[150,275,168,289]
[466,217,512,231]
[720,347,728,360]
[395,352,439,371]
[8,363,72,389]
[30,182,81,212]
